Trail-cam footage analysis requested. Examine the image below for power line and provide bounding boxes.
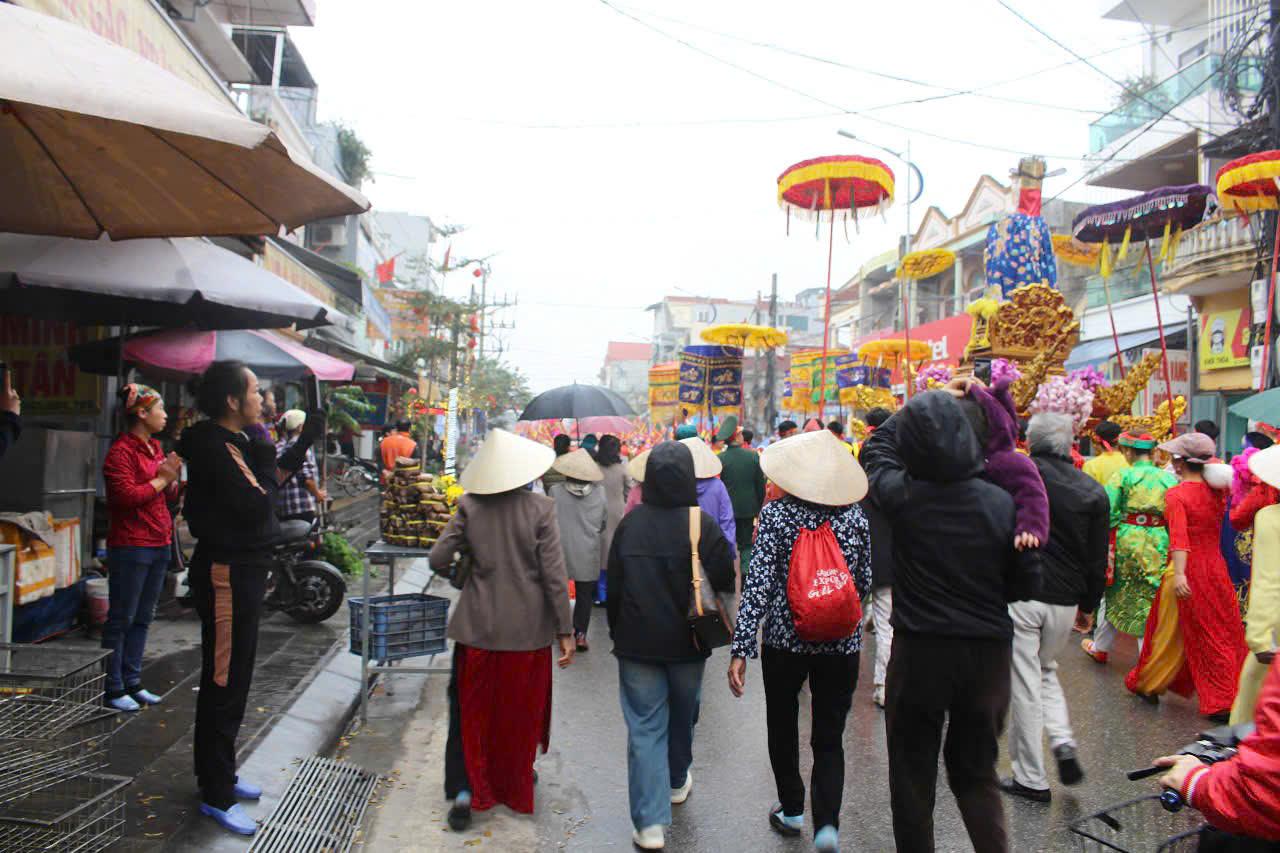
[611,1,1258,119]
[996,0,1216,138]
[594,0,1224,164]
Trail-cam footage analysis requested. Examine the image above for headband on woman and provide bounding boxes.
[123,383,162,414]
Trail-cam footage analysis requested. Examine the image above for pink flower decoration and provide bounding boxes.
[915,364,953,393]
[1067,365,1108,393]
[990,358,1022,386]
[1030,375,1094,433]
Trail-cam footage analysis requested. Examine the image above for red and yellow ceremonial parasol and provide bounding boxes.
[778,155,895,410]
[896,249,955,399]
[1218,151,1280,391]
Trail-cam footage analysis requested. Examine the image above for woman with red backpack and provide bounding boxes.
[727,429,872,853]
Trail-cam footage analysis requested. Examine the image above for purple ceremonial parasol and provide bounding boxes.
[1071,184,1213,244]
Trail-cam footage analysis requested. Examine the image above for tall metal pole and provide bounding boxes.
[1263,0,1280,391]
[765,273,778,430]
[478,266,488,364]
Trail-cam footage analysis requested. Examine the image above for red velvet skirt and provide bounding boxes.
[457,644,552,813]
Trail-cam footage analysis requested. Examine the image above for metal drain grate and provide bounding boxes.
[247,756,379,853]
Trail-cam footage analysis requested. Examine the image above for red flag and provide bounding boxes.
[375,257,395,284]
[441,244,452,272]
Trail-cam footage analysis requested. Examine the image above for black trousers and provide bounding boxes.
[886,630,1012,853]
[444,644,470,799]
[573,581,597,636]
[760,645,859,834]
[189,549,268,810]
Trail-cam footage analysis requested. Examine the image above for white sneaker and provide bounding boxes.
[107,694,141,713]
[872,685,885,708]
[670,770,692,804]
[632,825,665,850]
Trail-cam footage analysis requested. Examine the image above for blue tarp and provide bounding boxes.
[1064,326,1182,370]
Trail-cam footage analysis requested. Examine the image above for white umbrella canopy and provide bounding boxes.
[0,234,332,329]
[0,3,369,239]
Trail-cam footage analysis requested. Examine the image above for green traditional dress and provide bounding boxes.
[1105,459,1178,636]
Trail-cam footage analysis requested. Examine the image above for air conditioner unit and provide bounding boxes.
[310,223,348,248]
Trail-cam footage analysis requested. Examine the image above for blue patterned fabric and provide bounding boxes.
[730,495,872,659]
[984,213,1058,296]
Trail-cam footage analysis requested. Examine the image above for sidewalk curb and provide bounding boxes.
[166,558,433,851]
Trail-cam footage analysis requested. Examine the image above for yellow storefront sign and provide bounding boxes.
[0,316,102,416]
[1199,307,1250,372]
[15,0,229,102]
[262,242,335,309]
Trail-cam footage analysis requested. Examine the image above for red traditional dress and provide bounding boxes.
[1126,481,1248,716]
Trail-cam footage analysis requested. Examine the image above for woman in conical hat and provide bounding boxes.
[547,449,607,651]
[429,429,574,830]
[727,429,872,851]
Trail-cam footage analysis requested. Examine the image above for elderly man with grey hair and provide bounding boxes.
[1001,411,1110,803]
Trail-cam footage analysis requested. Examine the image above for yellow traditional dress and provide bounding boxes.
[1232,503,1280,723]
[1084,450,1128,489]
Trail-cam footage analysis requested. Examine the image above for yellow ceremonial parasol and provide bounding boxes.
[700,323,789,349]
[857,338,932,367]
[895,249,955,399]
[1051,234,1100,268]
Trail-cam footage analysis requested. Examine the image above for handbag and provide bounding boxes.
[443,506,474,591]
[687,507,733,652]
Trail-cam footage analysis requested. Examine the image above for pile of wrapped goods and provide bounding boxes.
[380,457,456,548]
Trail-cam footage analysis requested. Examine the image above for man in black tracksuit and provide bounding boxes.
[859,390,1039,853]
[177,361,320,836]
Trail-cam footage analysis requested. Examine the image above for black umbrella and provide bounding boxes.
[518,384,636,422]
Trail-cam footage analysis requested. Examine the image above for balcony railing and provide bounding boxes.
[1165,214,1255,279]
[1089,54,1262,153]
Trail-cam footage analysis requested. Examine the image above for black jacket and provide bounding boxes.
[0,411,19,460]
[860,496,893,589]
[1030,451,1110,612]
[607,441,735,662]
[859,391,1037,641]
[177,420,310,559]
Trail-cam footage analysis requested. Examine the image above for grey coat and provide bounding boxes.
[549,481,608,582]
[598,462,629,565]
[429,490,572,650]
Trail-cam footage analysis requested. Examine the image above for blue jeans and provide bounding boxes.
[617,657,705,831]
[102,545,170,695]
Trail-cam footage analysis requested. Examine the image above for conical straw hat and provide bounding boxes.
[628,448,651,482]
[760,429,867,506]
[1249,444,1280,490]
[680,436,723,478]
[551,448,603,482]
[458,429,556,495]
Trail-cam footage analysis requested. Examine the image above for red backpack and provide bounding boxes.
[787,522,862,642]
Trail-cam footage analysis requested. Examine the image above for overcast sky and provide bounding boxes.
[293,1,1173,391]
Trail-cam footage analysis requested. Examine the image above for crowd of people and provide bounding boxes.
[13,354,1279,848]
[428,374,1280,853]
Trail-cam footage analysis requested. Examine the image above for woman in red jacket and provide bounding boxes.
[1157,657,1280,843]
[101,384,181,712]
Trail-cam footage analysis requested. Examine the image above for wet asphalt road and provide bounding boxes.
[529,613,1208,852]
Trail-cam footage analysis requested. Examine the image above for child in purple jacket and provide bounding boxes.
[963,378,1050,551]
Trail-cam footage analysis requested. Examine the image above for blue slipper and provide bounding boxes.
[199,802,257,836]
[234,779,262,800]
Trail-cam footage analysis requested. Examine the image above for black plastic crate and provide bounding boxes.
[349,593,449,662]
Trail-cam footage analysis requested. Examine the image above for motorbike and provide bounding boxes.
[175,518,346,624]
[263,518,346,624]
[1070,722,1266,852]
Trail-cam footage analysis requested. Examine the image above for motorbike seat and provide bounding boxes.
[277,519,314,545]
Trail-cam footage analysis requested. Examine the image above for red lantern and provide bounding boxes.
[469,314,480,332]
[473,267,483,278]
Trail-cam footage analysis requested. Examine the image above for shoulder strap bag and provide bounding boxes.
[687,507,732,652]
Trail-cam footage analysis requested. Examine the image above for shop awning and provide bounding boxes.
[0,234,332,330]
[1065,326,1185,370]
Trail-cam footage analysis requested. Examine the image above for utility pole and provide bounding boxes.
[765,273,778,431]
